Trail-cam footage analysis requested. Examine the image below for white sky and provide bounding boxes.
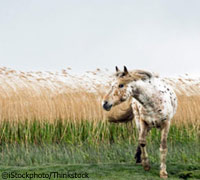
[0,0,200,76]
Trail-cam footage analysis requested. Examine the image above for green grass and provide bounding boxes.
[0,142,199,166]
[0,121,199,145]
[0,163,200,180]
[0,121,199,179]
[0,142,199,179]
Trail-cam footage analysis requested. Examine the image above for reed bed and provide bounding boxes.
[0,67,199,145]
[0,87,199,127]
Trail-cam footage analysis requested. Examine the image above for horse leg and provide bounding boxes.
[160,121,170,179]
[134,145,142,164]
[138,120,150,171]
[135,127,150,164]
[132,102,142,164]
[134,118,142,164]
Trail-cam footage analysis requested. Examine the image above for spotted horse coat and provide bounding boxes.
[102,66,177,179]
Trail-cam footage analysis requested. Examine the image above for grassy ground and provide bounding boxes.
[0,142,199,166]
[0,163,200,180]
[0,122,199,179]
[0,142,199,180]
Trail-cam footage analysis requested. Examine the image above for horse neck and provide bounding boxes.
[129,79,155,107]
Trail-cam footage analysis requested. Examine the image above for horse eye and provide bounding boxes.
[119,84,124,88]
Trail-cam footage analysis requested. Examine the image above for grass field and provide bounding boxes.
[1,163,200,180]
[0,68,200,179]
[0,143,199,179]
[0,122,199,179]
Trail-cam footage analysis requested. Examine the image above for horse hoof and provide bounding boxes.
[143,165,151,171]
[160,170,168,179]
[142,160,150,171]
[160,174,168,179]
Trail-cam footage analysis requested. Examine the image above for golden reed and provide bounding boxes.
[0,67,199,131]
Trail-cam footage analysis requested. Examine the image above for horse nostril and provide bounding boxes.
[104,101,108,105]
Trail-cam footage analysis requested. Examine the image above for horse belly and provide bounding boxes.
[144,113,168,128]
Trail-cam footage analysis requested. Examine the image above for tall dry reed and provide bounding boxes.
[0,67,199,131]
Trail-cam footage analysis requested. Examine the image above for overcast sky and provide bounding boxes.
[0,0,200,76]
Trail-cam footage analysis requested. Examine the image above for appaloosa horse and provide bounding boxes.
[102,66,177,179]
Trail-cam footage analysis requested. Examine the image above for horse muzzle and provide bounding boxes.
[102,101,112,111]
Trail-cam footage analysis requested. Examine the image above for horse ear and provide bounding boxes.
[115,66,119,72]
[124,66,128,75]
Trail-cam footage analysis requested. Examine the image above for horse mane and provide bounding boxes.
[115,69,157,83]
[132,70,152,78]
[115,70,158,83]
